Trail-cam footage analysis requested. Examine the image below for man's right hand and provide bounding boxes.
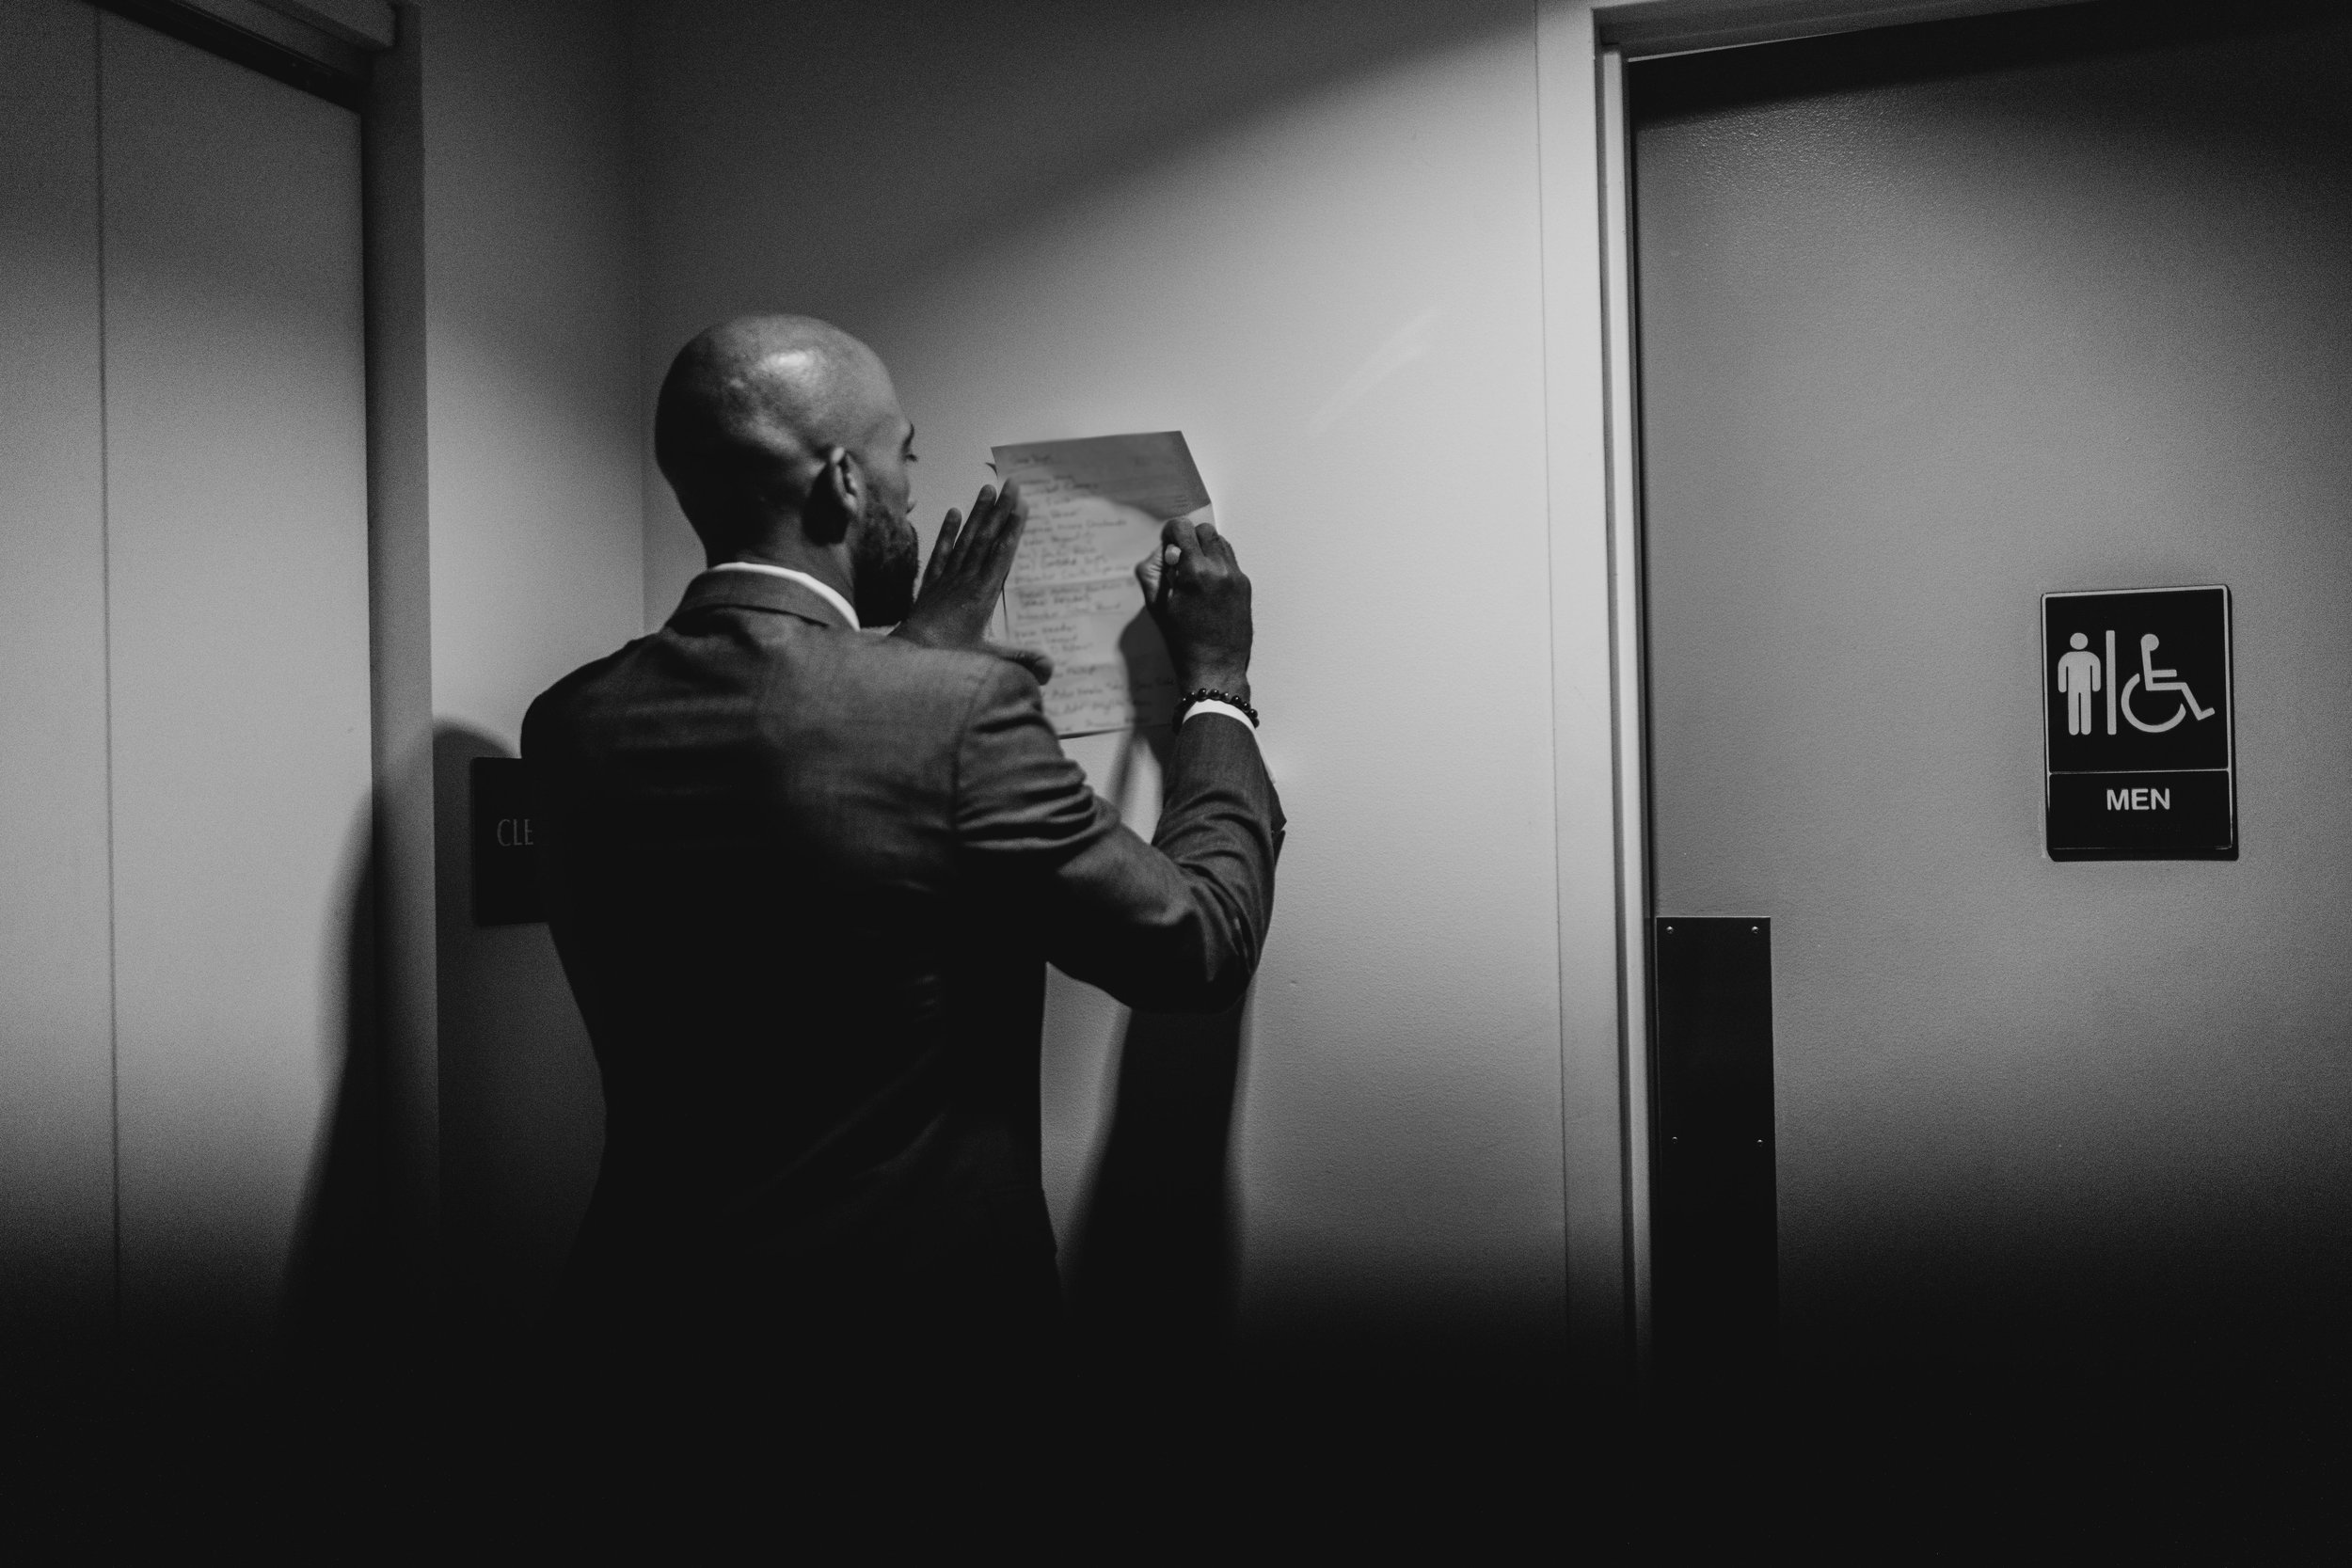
[1136,516,1253,704]
[895,482,1054,684]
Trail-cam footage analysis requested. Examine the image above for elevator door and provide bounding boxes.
[1633,8,2352,1391]
[0,2,370,1381]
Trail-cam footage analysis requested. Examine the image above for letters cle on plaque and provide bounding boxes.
[2042,585,2234,860]
[471,755,545,925]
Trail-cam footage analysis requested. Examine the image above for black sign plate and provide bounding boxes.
[2042,585,2233,860]
[471,756,545,925]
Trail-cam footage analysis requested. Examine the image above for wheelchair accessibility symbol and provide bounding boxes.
[2122,633,2215,734]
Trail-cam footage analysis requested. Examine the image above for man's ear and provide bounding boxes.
[804,447,859,546]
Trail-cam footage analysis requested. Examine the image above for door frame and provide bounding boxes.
[1538,0,2092,1391]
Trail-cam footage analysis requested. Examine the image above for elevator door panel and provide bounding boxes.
[0,0,115,1379]
[1634,12,2352,1381]
[101,13,372,1366]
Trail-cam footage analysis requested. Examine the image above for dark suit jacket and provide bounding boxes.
[523,568,1282,1389]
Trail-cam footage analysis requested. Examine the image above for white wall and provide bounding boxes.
[634,0,1600,1381]
[418,1,644,748]
[368,0,645,1343]
[421,0,642,1339]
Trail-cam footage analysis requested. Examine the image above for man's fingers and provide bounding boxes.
[1158,516,1205,591]
[984,641,1054,685]
[1135,547,1168,604]
[925,509,963,589]
[1161,515,1202,561]
[954,486,997,567]
[978,481,1023,548]
[982,483,1028,565]
[947,483,1005,571]
[950,484,1025,604]
[926,484,1010,593]
[1193,517,1242,572]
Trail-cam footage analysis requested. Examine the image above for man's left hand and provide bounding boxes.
[891,482,1053,684]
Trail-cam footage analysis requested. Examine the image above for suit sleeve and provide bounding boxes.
[953,660,1284,1013]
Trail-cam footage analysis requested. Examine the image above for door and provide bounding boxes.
[1633,6,2352,1397]
[0,1,371,1383]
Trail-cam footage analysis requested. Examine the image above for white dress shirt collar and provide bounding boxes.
[706,561,861,630]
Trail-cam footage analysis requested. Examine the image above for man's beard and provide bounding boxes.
[849,492,919,626]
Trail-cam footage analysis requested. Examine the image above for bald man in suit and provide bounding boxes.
[524,317,1281,1439]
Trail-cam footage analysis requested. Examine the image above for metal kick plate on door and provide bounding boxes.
[1651,916,1777,1392]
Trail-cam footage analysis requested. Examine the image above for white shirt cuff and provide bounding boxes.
[1181,698,1257,734]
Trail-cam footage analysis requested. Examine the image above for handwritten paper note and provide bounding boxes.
[991,432,1213,736]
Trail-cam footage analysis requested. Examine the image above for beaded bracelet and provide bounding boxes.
[1175,688,1259,728]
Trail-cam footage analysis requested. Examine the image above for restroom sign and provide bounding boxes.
[2042,585,2234,859]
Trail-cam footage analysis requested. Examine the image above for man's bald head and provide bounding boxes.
[655,315,911,558]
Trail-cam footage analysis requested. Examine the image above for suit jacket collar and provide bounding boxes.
[672,567,858,632]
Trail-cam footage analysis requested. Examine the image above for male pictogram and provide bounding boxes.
[2056,631,2103,736]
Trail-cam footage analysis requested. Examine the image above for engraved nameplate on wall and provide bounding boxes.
[470,755,542,926]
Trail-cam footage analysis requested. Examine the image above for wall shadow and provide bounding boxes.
[428,721,605,1374]
[92,810,432,1547]
[1065,997,1249,1387]
[1064,721,1248,1408]
[279,814,394,1388]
